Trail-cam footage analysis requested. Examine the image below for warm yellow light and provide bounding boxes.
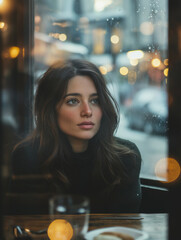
[110,35,119,44]
[140,21,154,35]
[0,21,5,29]
[0,0,10,11]
[22,48,25,57]
[151,58,161,68]
[127,50,144,59]
[164,68,169,77]
[59,33,67,41]
[99,66,107,75]
[119,67,128,75]
[47,219,73,240]
[9,46,20,58]
[155,158,181,183]
[130,58,138,66]
[164,58,169,66]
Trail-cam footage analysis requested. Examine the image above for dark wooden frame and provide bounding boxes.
[1,0,181,239]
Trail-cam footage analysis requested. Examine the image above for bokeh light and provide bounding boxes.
[130,58,138,66]
[106,64,113,72]
[0,21,5,29]
[164,58,169,66]
[9,46,20,58]
[110,35,119,44]
[140,21,154,35]
[127,50,144,59]
[99,66,107,75]
[94,0,113,12]
[151,58,161,68]
[119,66,128,75]
[35,15,41,24]
[59,34,67,41]
[164,68,169,77]
[155,158,181,183]
[47,219,73,240]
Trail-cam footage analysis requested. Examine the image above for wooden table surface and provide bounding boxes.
[3,213,168,240]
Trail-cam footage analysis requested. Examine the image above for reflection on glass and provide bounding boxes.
[34,0,168,181]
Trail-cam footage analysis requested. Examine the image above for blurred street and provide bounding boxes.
[115,114,168,180]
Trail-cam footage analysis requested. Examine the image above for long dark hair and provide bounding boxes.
[15,59,134,187]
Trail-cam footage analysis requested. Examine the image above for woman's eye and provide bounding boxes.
[66,98,79,105]
[90,98,99,105]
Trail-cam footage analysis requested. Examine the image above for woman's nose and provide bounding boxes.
[80,102,92,117]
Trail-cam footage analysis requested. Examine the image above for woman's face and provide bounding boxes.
[56,75,102,152]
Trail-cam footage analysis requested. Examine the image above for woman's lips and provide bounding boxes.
[77,122,94,129]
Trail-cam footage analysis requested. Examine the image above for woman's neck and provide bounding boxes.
[68,137,88,153]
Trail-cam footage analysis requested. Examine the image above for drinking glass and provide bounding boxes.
[49,195,90,239]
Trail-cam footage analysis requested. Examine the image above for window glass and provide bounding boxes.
[34,0,168,181]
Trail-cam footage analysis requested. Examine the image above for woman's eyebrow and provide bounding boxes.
[63,93,98,98]
[91,93,98,97]
[63,93,80,98]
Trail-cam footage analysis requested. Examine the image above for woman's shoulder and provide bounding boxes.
[114,136,141,155]
[113,136,142,171]
[12,139,40,174]
[12,138,39,157]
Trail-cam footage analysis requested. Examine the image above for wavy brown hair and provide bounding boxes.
[15,59,135,187]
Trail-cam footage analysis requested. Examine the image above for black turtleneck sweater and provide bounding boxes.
[10,137,142,214]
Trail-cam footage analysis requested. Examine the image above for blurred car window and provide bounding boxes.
[125,87,168,135]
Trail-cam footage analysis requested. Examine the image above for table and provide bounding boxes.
[3,213,168,240]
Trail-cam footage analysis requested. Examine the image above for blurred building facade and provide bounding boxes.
[34,0,168,92]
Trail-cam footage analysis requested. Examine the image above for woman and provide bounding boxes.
[11,59,142,213]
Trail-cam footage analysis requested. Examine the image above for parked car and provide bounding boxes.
[125,87,168,135]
